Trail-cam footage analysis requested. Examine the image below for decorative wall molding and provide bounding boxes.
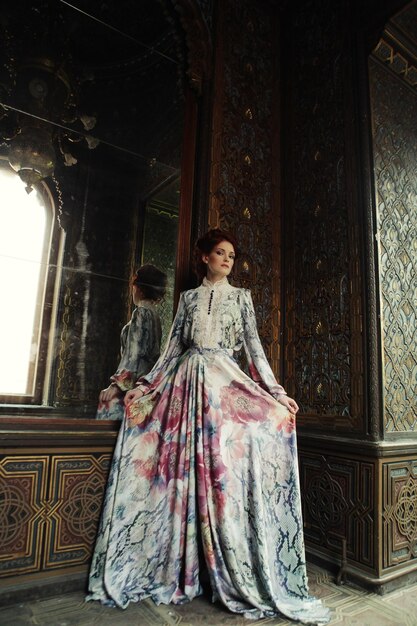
[373,38,417,91]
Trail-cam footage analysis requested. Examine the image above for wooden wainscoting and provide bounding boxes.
[0,417,118,602]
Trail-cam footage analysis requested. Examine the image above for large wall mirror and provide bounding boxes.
[0,0,209,416]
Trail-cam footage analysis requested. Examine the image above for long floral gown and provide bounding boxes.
[96,301,162,420]
[88,277,330,624]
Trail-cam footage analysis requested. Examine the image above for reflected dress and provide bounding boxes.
[88,277,330,624]
[95,301,162,420]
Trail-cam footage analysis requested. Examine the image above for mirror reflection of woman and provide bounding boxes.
[95,264,167,420]
[88,229,330,625]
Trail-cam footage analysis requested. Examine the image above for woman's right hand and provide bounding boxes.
[99,384,120,403]
[125,387,144,406]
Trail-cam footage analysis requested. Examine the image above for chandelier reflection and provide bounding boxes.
[1,56,98,193]
[8,124,56,193]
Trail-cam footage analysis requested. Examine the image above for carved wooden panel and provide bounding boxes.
[208,0,282,372]
[44,454,111,569]
[0,455,48,577]
[382,459,417,569]
[0,451,111,577]
[369,56,417,433]
[373,39,417,94]
[299,451,376,570]
[283,0,363,427]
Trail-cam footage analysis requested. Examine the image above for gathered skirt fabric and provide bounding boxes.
[87,348,330,624]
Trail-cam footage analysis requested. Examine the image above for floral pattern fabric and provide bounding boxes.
[88,278,330,624]
[95,301,162,420]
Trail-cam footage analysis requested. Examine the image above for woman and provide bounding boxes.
[95,263,167,420]
[88,230,330,624]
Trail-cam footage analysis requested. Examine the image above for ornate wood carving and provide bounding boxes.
[45,454,111,568]
[0,455,48,576]
[0,450,111,577]
[369,57,417,433]
[383,459,417,568]
[373,39,417,92]
[283,0,363,428]
[299,451,376,570]
[208,0,282,372]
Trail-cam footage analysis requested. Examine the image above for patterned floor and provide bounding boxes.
[1,564,416,626]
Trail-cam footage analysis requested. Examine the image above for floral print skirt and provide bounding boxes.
[95,392,125,420]
[87,348,330,625]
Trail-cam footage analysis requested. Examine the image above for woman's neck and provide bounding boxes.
[204,273,228,285]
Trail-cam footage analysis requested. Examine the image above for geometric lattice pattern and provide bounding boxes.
[373,39,417,93]
[0,452,111,578]
[383,460,417,568]
[45,455,111,569]
[370,56,417,432]
[0,456,48,576]
[299,452,376,570]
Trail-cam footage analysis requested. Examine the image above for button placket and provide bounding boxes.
[207,289,214,315]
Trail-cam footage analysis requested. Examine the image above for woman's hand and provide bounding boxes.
[278,395,299,414]
[99,384,120,403]
[125,387,144,406]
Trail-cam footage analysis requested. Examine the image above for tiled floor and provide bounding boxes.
[1,564,416,626]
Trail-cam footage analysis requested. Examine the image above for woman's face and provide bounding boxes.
[203,239,235,281]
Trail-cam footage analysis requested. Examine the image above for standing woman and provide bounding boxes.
[95,264,167,420]
[88,229,330,624]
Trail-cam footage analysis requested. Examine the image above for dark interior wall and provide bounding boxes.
[280,0,373,576]
[282,0,364,430]
[281,0,417,585]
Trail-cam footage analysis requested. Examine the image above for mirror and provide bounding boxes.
[0,0,191,414]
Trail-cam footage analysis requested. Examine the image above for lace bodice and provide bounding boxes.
[137,278,286,399]
[183,277,244,350]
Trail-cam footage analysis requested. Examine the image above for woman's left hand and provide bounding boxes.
[278,395,299,414]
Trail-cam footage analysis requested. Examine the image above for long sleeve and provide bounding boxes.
[110,307,161,392]
[135,292,187,393]
[240,289,287,399]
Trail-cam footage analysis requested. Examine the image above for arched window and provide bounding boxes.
[0,164,60,404]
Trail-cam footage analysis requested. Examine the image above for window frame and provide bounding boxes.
[0,164,64,406]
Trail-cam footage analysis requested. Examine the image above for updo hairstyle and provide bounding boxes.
[193,229,239,282]
[132,264,167,301]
